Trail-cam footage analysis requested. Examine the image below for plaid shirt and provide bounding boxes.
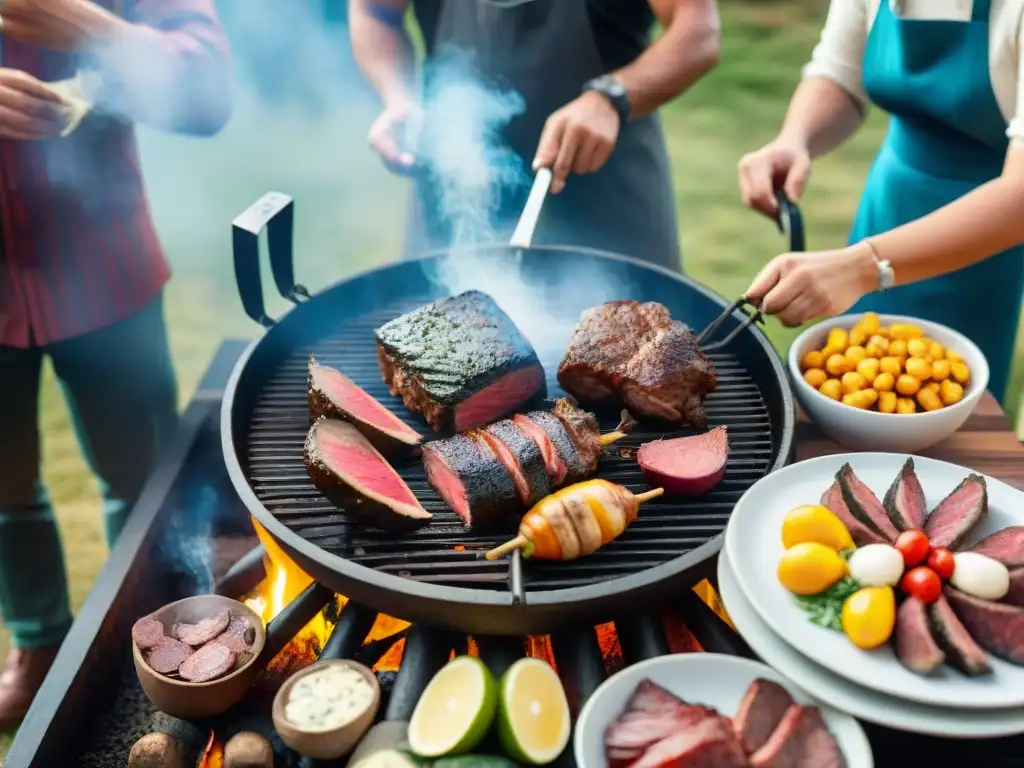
[0,0,231,347]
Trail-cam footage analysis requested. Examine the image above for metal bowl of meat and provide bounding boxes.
[131,595,265,720]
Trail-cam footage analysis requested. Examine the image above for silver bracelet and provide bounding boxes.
[863,239,895,291]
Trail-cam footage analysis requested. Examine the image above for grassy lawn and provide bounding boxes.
[3,0,1021,756]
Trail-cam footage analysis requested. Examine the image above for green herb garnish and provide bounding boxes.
[794,578,861,632]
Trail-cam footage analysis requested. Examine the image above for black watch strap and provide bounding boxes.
[582,75,630,125]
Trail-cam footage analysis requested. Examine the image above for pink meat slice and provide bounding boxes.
[966,526,1024,566]
[944,586,1024,665]
[820,482,887,547]
[132,617,165,650]
[208,632,248,655]
[172,608,231,647]
[628,715,749,768]
[837,464,900,541]
[924,475,987,550]
[145,637,194,674]
[1006,568,1024,608]
[732,678,795,755]
[750,705,845,768]
[453,365,545,433]
[179,642,236,682]
[310,361,422,443]
[513,414,568,484]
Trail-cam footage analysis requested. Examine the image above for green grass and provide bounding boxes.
[2,1,1021,757]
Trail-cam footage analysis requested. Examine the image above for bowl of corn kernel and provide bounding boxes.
[787,312,989,452]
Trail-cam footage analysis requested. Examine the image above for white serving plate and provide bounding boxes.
[724,452,1024,709]
[573,652,872,768]
[719,546,1024,738]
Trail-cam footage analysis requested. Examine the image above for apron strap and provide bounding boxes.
[971,0,992,22]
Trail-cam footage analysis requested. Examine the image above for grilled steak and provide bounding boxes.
[304,418,432,531]
[308,356,422,454]
[924,475,988,550]
[928,594,992,676]
[557,300,717,428]
[481,419,550,506]
[895,597,945,675]
[629,716,749,768]
[1006,568,1024,608]
[820,481,887,547]
[836,464,900,541]
[513,412,572,485]
[966,526,1024,567]
[733,678,795,755]
[883,457,927,532]
[375,291,546,432]
[749,705,845,768]
[551,397,605,471]
[422,432,518,528]
[945,586,1024,665]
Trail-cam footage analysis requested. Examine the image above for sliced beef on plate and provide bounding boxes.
[480,419,551,506]
[732,678,795,755]
[556,300,717,428]
[627,715,749,768]
[1005,568,1024,608]
[304,418,431,531]
[965,526,1024,567]
[749,705,846,768]
[882,457,928,532]
[172,608,231,647]
[836,464,900,541]
[923,475,988,550]
[927,594,992,676]
[944,586,1024,665]
[820,481,888,547]
[894,597,945,675]
[375,290,545,432]
[422,432,518,528]
[132,617,165,650]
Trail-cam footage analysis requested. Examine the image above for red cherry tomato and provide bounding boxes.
[927,547,955,580]
[895,530,930,567]
[901,566,942,604]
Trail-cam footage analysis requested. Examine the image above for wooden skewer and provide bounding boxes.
[599,431,628,446]
[633,488,665,503]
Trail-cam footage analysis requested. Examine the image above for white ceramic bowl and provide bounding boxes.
[788,314,988,453]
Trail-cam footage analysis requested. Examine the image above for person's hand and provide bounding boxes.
[737,139,812,218]
[0,68,69,140]
[0,0,97,51]
[744,244,879,327]
[367,100,422,175]
[533,91,621,194]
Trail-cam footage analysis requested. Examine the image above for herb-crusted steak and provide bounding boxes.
[375,291,545,432]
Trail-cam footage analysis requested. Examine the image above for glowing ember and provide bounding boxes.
[198,731,223,768]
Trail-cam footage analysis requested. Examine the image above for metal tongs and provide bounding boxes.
[697,190,805,352]
[509,167,553,251]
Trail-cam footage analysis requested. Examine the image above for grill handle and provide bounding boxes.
[231,191,310,328]
[775,189,805,252]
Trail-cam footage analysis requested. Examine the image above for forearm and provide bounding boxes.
[777,76,864,157]
[350,0,416,107]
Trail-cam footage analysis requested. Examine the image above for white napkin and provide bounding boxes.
[44,70,101,137]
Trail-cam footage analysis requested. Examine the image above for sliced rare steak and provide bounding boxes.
[481,420,551,506]
[883,457,928,532]
[894,597,945,675]
[927,594,992,676]
[513,413,570,485]
[132,617,165,650]
[1006,568,1024,608]
[375,291,546,433]
[924,475,988,550]
[820,481,888,547]
[304,418,431,532]
[523,410,591,483]
[966,526,1024,566]
[308,356,422,454]
[836,464,900,541]
[749,705,845,768]
[551,398,605,473]
[945,586,1024,665]
[172,608,231,647]
[732,678,795,755]
[422,432,518,528]
[628,715,749,768]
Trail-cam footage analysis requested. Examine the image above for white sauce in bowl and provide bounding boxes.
[284,664,375,731]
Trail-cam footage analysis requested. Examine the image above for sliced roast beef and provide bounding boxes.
[422,432,518,528]
[304,418,432,531]
[132,617,165,650]
[924,475,988,550]
[966,526,1024,567]
[820,481,888,547]
[945,586,1024,665]
[480,419,550,506]
[375,291,546,432]
[732,678,795,755]
[894,597,945,676]
[512,413,569,485]
[836,464,899,541]
[627,715,749,768]
[750,705,845,768]
[927,594,992,676]
[1005,568,1024,608]
[883,457,928,532]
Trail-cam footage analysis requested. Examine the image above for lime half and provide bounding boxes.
[407,656,497,758]
[496,658,571,764]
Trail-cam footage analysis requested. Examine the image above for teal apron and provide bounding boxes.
[848,0,1024,401]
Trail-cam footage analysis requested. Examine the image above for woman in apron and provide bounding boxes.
[737,0,1024,402]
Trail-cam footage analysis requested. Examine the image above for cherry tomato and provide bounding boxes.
[927,547,955,580]
[901,566,942,604]
[895,530,930,567]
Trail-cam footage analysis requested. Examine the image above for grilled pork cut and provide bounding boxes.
[965,526,1024,566]
[557,301,717,428]
[732,678,795,755]
[375,291,546,432]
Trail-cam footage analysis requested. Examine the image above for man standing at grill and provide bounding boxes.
[349,0,720,270]
[0,0,231,730]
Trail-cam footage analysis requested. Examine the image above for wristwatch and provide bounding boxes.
[864,240,895,291]
[582,75,631,125]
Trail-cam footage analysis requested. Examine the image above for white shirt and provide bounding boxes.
[803,0,1024,144]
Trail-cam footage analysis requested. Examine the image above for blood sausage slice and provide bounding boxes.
[132,617,165,650]
[172,608,231,647]
[179,642,237,682]
[145,637,194,675]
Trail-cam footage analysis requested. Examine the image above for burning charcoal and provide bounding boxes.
[128,732,186,768]
[132,617,166,650]
[224,731,274,768]
[179,642,237,682]
[171,608,231,647]
[145,638,194,675]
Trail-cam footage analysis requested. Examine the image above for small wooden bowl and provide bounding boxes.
[132,595,266,720]
[272,659,381,760]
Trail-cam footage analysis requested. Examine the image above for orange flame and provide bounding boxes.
[198,731,223,768]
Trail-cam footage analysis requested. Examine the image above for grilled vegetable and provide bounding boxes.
[484,480,663,561]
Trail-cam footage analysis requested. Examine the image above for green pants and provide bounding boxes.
[0,295,178,649]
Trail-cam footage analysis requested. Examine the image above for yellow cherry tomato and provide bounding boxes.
[905,357,933,381]
[940,379,964,406]
[841,371,867,394]
[879,356,903,376]
[878,390,897,414]
[825,354,852,377]
[781,505,856,551]
[801,350,825,371]
[804,368,828,389]
[778,543,849,596]
[819,379,843,401]
[896,397,917,414]
[873,372,895,392]
[842,586,896,649]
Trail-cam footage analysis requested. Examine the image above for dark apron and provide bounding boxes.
[403,0,681,270]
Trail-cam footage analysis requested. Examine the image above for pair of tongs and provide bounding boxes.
[697,191,805,352]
